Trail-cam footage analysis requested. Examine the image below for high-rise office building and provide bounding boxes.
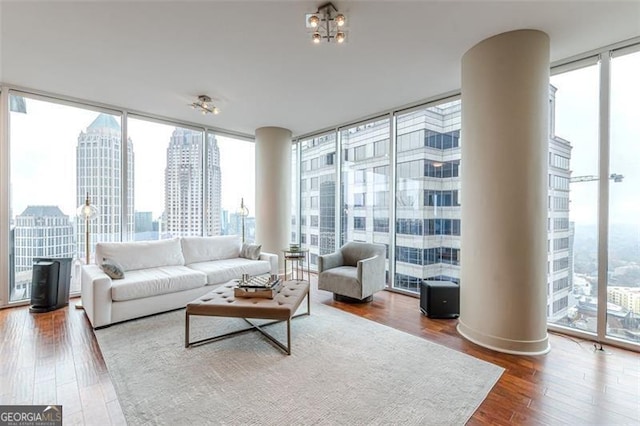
[547,86,573,321]
[76,114,134,263]
[164,129,221,237]
[13,205,74,298]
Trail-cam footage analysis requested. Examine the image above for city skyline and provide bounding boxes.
[9,100,256,221]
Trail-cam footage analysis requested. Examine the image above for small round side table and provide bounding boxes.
[283,248,310,282]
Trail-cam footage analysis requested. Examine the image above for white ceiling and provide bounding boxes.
[1,1,639,137]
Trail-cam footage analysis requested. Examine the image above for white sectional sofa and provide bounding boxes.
[81,235,278,328]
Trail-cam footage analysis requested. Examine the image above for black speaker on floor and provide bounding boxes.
[30,257,72,313]
[420,280,460,319]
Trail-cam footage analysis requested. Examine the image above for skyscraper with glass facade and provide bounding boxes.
[76,114,134,263]
[164,129,221,237]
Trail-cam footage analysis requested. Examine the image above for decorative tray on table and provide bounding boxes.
[234,275,282,299]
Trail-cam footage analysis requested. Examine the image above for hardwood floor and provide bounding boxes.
[1,279,638,425]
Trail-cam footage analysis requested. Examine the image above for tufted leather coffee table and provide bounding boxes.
[185,280,310,355]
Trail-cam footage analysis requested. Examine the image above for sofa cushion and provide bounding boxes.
[181,236,242,264]
[110,266,207,302]
[96,238,185,272]
[187,258,271,285]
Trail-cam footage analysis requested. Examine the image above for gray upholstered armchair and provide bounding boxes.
[318,241,386,302]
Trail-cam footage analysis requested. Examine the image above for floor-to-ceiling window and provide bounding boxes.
[290,42,639,351]
[340,117,391,284]
[9,93,122,300]
[607,49,640,344]
[299,132,337,270]
[394,100,461,292]
[127,118,219,242]
[4,90,256,307]
[549,64,600,331]
[216,135,255,241]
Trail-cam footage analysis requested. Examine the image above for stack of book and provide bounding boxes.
[234,275,282,299]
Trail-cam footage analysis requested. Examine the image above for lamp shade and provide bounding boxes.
[77,196,98,220]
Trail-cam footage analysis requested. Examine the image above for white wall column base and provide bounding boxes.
[457,320,550,356]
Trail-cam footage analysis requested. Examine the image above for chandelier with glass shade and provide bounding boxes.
[306,2,347,44]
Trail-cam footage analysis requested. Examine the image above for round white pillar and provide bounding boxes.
[457,30,551,355]
[255,126,292,274]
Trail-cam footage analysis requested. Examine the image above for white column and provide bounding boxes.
[255,127,292,274]
[457,29,551,355]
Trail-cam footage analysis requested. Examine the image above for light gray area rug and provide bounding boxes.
[95,303,503,425]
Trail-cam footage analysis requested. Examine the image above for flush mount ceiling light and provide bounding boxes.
[305,2,347,44]
[190,95,220,115]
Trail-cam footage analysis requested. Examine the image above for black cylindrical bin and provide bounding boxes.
[29,257,72,313]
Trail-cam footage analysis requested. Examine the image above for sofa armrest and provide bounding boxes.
[357,255,386,296]
[318,251,344,273]
[259,251,279,276]
[81,265,113,328]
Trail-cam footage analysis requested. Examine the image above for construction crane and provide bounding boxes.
[570,173,624,183]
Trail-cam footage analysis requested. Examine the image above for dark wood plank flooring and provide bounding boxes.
[1,278,638,425]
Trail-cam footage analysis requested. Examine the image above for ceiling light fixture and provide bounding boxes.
[305,2,347,44]
[191,95,220,115]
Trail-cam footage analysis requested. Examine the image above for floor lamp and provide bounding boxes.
[237,198,249,243]
[76,193,98,309]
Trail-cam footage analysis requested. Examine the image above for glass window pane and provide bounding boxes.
[341,118,391,284]
[549,65,599,333]
[217,135,255,241]
[607,50,640,344]
[126,118,171,241]
[300,132,336,269]
[9,94,122,301]
[127,119,210,239]
[394,100,461,293]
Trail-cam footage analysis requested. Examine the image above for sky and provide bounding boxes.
[551,51,640,226]
[8,51,638,227]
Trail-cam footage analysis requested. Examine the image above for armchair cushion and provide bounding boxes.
[319,266,361,299]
